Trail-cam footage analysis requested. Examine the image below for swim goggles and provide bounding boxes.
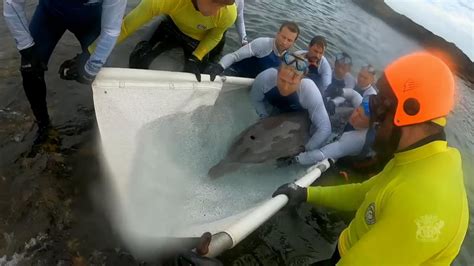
[335,52,352,65]
[282,52,309,73]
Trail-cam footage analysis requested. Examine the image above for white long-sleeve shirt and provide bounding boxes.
[235,0,247,44]
[297,128,368,165]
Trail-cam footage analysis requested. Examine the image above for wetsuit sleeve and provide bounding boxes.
[117,0,171,44]
[250,68,275,118]
[192,5,236,60]
[299,79,331,151]
[337,184,460,265]
[342,88,363,107]
[297,130,367,165]
[344,73,356,89]
[219,37,273,69]
[319,57,332,91]
[307,174,378,211]
[3,0,34,50]
[235,0,247,44]
[84,0,127,76]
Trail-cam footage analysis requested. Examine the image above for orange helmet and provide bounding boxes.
[384,52,455,127]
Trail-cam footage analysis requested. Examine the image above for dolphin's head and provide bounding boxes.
[226,112,310,163]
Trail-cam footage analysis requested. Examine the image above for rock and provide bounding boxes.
[352,0,474,84]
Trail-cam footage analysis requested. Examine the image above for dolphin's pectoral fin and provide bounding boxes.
[208,161,242,179]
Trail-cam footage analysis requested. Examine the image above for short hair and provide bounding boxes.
[279,21,300,39]
[361,64,376,75]
[309,35,327,50]
[213,0,235,4]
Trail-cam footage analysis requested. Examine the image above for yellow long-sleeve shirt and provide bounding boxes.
[117,0,237,60]
[308,140,469,265]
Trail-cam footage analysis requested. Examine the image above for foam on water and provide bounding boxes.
[125,88,307,238]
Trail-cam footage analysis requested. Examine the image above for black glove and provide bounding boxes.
[326,100,336,116]
[184,55,202,82]
[325,85,343,99]
[272,183,307,206]
[276,156,298,168]
[129,40,153,69]
[19,45,46,75]
[204,63,224,82]
[58,52,94,84]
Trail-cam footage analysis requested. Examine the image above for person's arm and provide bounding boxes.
[235,0,247,45]
[344,73,356,89]
[250,68,275,118]
[193,5,236,60]
[342,88,363,108]
[84,0,126,76]
[3,0,33,51]
[319,57,332,91]
[299,79,331,151]
[116,0,168,44]
[218,37,272,69]
[307,173,379,211]
[297,130,367,165]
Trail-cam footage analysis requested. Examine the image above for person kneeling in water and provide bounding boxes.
[250,52,332,155]
[118,0,237,82]
[278,96,375,166]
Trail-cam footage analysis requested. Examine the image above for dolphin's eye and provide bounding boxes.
[250,135,256,140]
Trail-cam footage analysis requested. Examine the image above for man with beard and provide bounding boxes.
[295,35,332,95]
[207,21,300,80]
[272,52,468,265]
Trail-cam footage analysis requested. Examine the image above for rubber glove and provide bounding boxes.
[272,183,307,206]
[184,55,202,82]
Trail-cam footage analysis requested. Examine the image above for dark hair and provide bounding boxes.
[361,64,376,75]
[309,35,327,50]
[213,0,235,4]
[279,21,300,39]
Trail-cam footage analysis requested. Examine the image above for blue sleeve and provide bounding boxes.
[298,79,331,151]
[84,0,127,76]
[250,68,276,118]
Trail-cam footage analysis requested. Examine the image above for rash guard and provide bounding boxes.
[250,68,331,151]
[307,141,469,265]
[116,0,237,61]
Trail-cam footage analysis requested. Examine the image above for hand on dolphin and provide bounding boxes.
[272,183,307,206]
[276,156,298,167]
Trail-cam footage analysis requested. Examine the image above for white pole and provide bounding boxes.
[206,159,331,257]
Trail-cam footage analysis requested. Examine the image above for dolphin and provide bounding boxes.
[208,112,310,178]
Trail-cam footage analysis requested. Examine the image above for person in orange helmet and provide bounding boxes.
[273,52,469,265]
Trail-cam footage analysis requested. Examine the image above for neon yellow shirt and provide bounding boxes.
[117,0,237,60]
[308,141,469,265]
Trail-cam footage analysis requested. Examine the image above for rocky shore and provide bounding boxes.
[353,0,474,84]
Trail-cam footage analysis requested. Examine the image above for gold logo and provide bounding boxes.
[415,215,445,242]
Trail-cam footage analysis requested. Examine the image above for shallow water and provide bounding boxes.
[0,0,472,264]
[119,0,473,263]
[222,0,473,264]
